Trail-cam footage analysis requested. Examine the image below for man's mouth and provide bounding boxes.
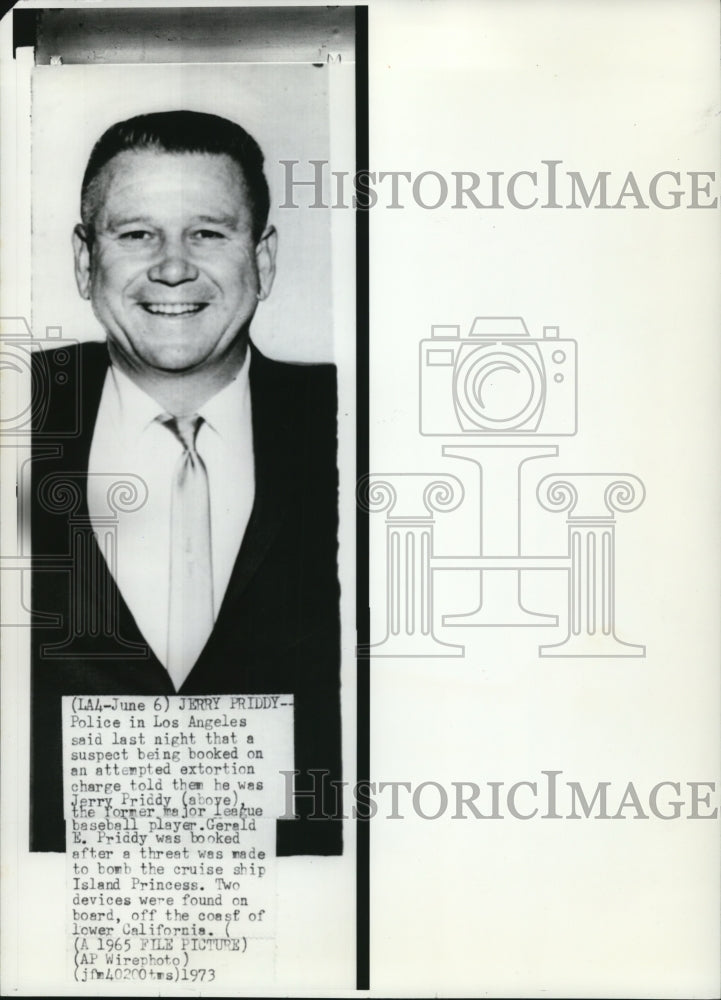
[141,303,208,316]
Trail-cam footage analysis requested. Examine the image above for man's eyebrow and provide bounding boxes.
[191,214,242,228]
[104,215,155,232]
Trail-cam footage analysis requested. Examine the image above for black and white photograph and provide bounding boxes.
[29,62,349,858]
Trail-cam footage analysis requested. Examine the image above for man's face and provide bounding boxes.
[73,149,276,374]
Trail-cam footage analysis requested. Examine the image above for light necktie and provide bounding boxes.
[163,414,214,689]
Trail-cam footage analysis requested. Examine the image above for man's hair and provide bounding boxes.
[80,110,270,241]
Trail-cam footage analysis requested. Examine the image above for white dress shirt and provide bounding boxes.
[87,353,255,672]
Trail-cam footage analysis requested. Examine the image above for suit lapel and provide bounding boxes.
[212,342,298,617]
[61,340,109,506]
[33,342,170,683]
[81,344,170,677]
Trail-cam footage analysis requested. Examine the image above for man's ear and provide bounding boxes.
[255,225,278,302]
[72,224,92,300]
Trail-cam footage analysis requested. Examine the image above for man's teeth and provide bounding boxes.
[144,303,204,315]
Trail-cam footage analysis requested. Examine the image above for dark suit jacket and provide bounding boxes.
[30,340,342,854]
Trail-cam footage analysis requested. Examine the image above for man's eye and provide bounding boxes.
[193,229,226,241]
[119,230,154,241]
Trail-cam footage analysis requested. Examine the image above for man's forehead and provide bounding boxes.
[92,148,250,212]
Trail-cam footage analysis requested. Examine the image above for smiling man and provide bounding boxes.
[31,111,342,855]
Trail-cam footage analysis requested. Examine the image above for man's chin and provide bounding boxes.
[141,350,214,375]
[107,327,249,379]
[116,338,214,375]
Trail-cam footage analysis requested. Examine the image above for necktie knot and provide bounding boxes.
[164,414,203,455]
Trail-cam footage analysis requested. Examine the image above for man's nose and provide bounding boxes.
[147,242,199,285]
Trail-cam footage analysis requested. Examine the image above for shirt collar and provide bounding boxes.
[107,350,252,443]
[197,349,251,441]
[107,364,166,440]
